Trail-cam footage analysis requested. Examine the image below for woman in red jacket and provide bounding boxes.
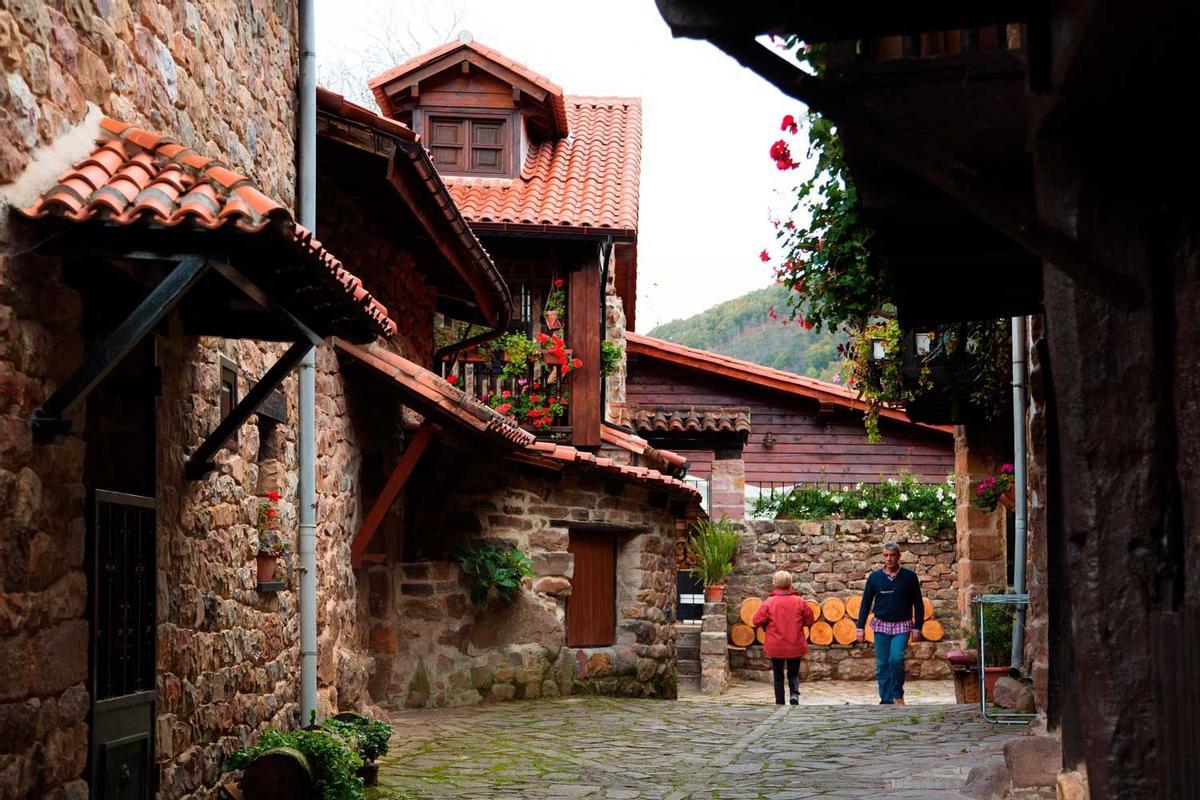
[751,570,817,705]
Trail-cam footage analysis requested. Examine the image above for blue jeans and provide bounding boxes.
[873,631,910,703]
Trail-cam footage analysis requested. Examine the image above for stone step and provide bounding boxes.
[677,674,701,692]
[677,659,701,677]
[676,628,701,645]
[677,644,700,660]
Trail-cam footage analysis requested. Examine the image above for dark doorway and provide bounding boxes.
[84,329,158,800]
[676,570,705,622]
[566,532,616,647]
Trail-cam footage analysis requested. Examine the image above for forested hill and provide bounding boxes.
[646,284,847,381]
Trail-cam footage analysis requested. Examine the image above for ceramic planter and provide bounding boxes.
[704,584,725,603]
[256,553,278,583]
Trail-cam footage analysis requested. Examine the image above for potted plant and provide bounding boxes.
[973,464,1015,512]
[324,713,394,787]
[686,518,740,602]
[600,340,623,378]
[256,491,287,583]
[966,596,1016,701]
[544,277,566,330]
[228,725,366,800]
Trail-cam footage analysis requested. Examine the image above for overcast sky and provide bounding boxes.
[315,0,810,332]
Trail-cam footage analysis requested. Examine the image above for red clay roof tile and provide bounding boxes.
[444,96,641,234]
[335,339,700,504]
[20,118,396,339]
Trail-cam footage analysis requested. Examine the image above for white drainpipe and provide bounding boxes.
[297,0,319,725]
[1010,315,1028,670]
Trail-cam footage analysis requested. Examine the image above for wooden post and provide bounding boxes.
[569,255,601,448]
[350,422,435,566]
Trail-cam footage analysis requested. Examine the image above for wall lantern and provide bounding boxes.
[763,432,777,449]
[870,338,888,361]
[915,332,935,356]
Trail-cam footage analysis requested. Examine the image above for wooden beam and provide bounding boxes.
[569,255,602,448]
[708,35,1143,311]
[351,422,435,566]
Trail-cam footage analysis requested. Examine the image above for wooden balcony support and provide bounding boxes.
[351,422,435,566]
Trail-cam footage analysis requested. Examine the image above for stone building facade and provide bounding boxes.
[723,520,959,681]
[360,458,682,707]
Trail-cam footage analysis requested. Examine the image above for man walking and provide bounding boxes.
[855,542,923,705]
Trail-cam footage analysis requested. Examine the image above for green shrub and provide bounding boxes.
[752,473,956,534]
[600,340,623,377]
[686,518,741,587]
[322,716,394,763]
[454,542,534,606]
[228,728,364,800]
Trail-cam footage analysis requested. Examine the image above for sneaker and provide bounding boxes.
[789,696,799,705]
[879,700,894,705]
[893,697,906,706]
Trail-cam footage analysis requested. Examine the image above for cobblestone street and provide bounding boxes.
[369,681,1023,800]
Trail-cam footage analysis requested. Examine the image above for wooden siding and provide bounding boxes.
[569,257,602,447]
[418,71,516,110]
[626,358,953,485]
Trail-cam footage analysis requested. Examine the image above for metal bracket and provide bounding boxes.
[185,340,311,479]
[973,593,1038,724]
[32,257,210,443]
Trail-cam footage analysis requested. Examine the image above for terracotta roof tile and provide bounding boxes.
[615,405,752,437]
[625,333,954,435]
[336,340,700,505]
[21,118,396,339]
[445,97,641,233]
[600,423,689,477]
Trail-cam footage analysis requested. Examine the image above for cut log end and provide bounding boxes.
[756,625,766,644]
[806,600,821,621]
[739,597,763,627]
[832,617,857,645]
[809,621,834,646]
[821,597,846,623]
[730,623,756,648]
[845,595,862,620]
[923,597,934,620]
[921,619,945,642]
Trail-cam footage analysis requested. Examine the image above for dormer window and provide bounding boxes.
[428,115,514,177]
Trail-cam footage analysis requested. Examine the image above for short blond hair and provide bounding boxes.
[772,570,793,589]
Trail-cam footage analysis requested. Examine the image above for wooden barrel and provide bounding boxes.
[921,619,945,642]
[739,597,763,626]
[809,621,834,646]
[806,600,821,621]
[845,595,862,620]
[730,623,756,647]
[821,597,846,623]
[832,618,857,645]
[239,747,314,800]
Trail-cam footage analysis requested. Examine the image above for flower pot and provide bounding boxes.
[544,310,562,330]
[542,348,573,367]
[256,553,278,583]
[982,665,1008,701]
[998,488,1016,511]
[704,585,725,603]
[357,761,379,786]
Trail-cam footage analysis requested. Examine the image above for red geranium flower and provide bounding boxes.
[781,114,798,134]
[446,374,459,386]
[759,249,770,263]
[502,390,511,398]
[572,358,583,369]
[554,278,565,287]
[497,403,512,415]
[266,491,281,502]
[267,507,277,518]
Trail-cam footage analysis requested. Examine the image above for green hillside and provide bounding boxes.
[647,284,846,382]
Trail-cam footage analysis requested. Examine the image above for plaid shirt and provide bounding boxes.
[868,568,913,635]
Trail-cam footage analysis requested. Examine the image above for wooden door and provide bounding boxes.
[566,533,616,647]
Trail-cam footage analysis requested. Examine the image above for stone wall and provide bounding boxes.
[724,520,958,682]
[1023,317,1050,712]
[362,460,681,707]
[0,249,88,800]
[0,0,297,204]
[953,425,1011,633]
[604,259,627,419]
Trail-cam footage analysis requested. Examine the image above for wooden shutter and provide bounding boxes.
[566,532,616,647]
[429,119,465,170]
[469,120,506,173]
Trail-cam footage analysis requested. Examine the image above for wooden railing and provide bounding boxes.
[440,353,572,440]
[861,24,1023,63]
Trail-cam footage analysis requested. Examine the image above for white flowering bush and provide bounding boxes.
[751,474,957,534]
